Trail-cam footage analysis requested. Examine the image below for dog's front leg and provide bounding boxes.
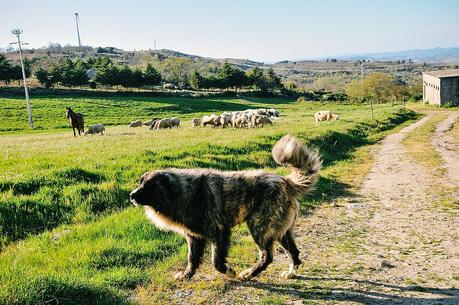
[174,235,206,280]
[211,228,236,278]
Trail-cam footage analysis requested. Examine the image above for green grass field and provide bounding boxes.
[0,95,418,304]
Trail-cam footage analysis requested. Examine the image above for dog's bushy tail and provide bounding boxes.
[272,134,322,198]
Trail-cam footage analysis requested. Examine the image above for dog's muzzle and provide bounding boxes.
[130,190,139,206]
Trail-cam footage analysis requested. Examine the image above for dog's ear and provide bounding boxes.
[139,172,148,184]
[140,171,157,185]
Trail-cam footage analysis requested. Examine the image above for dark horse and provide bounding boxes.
[66,107,85,137]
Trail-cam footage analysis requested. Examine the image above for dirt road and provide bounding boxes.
[217,113,459,304]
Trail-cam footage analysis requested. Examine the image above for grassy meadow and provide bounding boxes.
[0,95,418,304]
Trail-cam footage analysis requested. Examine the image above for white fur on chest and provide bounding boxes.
[143,206,203,238]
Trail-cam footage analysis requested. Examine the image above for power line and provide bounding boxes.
[10,29,34,129]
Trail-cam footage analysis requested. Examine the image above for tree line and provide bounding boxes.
[34,57,161,89]
[0,54,31,85]
[1,54,285,92]
[189,63,283,92]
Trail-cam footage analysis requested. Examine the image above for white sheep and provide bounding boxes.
[314,111,340,125]
[255,116,273,127]
[84,124,105,135]
[220,115,231,128]
[235,115,249,128]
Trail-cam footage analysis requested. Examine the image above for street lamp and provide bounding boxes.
[11,29,34,129]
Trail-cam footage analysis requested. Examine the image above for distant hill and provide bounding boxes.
[331,47,459,63]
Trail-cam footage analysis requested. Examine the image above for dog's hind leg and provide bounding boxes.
[280,228,301,279]
[238,238,274,280]
[174,235,206,280]
[211,228,236,278]
[239,220,275,280]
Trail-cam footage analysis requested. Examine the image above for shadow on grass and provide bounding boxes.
[0,167,105,195]
[240,276,458,305]
[0,181,130,247]
[3,95,289,118]
[4,275,133,305]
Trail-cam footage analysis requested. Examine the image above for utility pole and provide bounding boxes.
[75,13,82,47]
[11,29,34,129]
[154,38,157,50]
[361,60,374,120]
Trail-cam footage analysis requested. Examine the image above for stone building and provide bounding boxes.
[422,69,459,106]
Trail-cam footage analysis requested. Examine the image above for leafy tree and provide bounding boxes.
[35,67,54,88]
[0,55,30,85]
[94,58,120,88]
[0,54,13,84]
[246,67,263,90]
[345,79,364,100]
[216,62,248,91]
[143,63,161,88]
[346,72,406,104]
[189,70,203,90]
[216,62,233,89]
[158,57,191,88]
[118,65,133,88]
[72,60,89,87]
[267,68,282,90]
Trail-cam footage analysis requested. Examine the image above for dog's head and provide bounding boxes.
[130,171,173,208]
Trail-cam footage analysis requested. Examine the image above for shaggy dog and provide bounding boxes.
[130,135,321,280]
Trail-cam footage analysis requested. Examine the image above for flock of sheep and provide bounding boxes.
[129,117,181,129]
[83,108,340,136]
[193,108,281,128]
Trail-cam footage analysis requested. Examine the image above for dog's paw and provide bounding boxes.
[280,270,296,279]
[174,271,189,281]
[226,268,236,278]
[238,268,253,281]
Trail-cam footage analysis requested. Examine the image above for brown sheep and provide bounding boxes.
[192,118,202,128]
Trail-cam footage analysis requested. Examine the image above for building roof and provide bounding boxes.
[423,69,459,78]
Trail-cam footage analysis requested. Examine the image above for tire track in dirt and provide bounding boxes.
[432,111,459,184]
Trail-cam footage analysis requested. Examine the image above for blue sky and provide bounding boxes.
[1,0,458,62]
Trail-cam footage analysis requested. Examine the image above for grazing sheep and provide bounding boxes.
[202,115,214,127]
[192,118,202,128]
[220,115,231,128]
[235,115,249,128]
[203,115,221,127]
[155,118,173,129]
[143,118,161,126]
[267,108,280,117]
[148,118,162,130]
[255,116,273,127]
[255,109,268,116]
[230,114,239,128]
[314,111,340,125]
[129,120,143,128]
[84,124,105,136]
[170,117,181,128]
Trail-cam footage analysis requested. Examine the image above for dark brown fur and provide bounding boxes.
[130,135,321,280]
[66,107,84,137]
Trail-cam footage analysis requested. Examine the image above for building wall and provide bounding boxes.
[423,74,441,105]
[440,76,459,106]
